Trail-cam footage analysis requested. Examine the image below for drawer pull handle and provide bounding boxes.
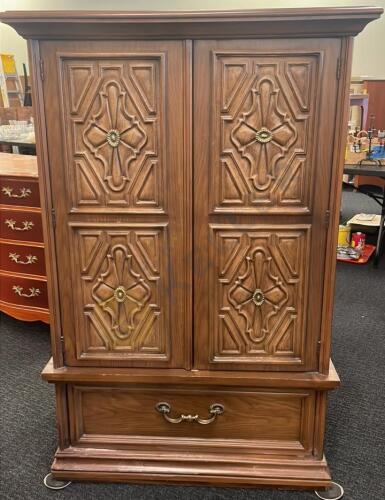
[5,219,34,231]
[9,252,38,265]
[155,402,224,425]
[12,285,41,298]
[2,186,32,199]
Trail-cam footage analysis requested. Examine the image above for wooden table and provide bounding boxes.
[344,162,385,178]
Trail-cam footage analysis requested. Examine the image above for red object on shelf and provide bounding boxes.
[337,243,376,264]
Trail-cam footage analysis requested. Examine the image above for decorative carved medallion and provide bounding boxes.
[211,227,309,361]
[84,81,147,192]
[228,248,288,343]
[63,59,165,210]
[74,227,170,359]
[230,78,297,192]
[215,55,318,211]
[92,245,151,340]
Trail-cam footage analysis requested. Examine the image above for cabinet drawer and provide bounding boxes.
[0,177,40,207]
[0,241,46,276]
[0,208,43,242]
[69,385,315,453]
[0,273,48,309]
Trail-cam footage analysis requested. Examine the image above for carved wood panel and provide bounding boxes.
[70,225,170,362]
[212,53,320,213]
[210,225,310,366]
[61,57,165,212]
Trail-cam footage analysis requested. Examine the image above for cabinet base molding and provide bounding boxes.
[47,375,336,489]
[50,448,331,488]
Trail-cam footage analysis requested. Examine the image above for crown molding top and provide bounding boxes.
[0,7,383,40]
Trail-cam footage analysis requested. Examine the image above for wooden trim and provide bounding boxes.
[55,383,71,449]
[50,446,332,488]
[313,391,328,460]
[42,357,340,389]
[319,37,354,374]
[1,8,382,40]
[27,40,63,366]
[184,39,193,369]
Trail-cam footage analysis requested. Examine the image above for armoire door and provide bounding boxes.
[194,39,341,371]
[40,40,191,367]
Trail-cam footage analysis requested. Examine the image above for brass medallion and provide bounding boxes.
[113,285,126,303]
[106,129,121,148]
[255,127,273,144]
[252,289,265,306]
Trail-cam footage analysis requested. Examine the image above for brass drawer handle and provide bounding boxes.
[9,252,38,265]
[5,219,34,231]
[2,186,32,198]
[12,285,41,298]
[155,402,224,425]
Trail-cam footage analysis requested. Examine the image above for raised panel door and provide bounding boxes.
[194,39,340,371]
[41,41,191,367]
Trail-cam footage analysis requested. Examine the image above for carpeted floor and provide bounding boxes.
[1,188,384,500]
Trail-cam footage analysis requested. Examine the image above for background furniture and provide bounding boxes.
[1,7,381,492]
[343,161,385,266]
[349,93,369,130]
[364,79,385,130]
[0,106,35,154]
[0,152,49,323]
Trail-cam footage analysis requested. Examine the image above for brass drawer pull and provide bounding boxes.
[155,402,224,425]
[2,186,32,198]
[12,285,41,298]
[5,219,34,231]
[9,252,38,265]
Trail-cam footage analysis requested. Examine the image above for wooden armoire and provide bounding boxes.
[1,7,382,490]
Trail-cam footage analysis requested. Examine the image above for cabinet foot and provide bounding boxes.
[315,481,344,499]
[43,473,71,490]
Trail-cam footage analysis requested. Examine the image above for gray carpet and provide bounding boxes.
[1,189,384,500]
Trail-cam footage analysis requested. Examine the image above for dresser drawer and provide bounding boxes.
[0,241,46,276]
[0,177,40,207]
[0,208,43,242]
[0,273,48,309]
[68,385,315,453]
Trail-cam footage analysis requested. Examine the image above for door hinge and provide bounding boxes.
[317,340,322,354]
[60,335,64,342]
[39,59,45,81]
[325,209,331,229]
[336,58,341,81]
[51,208,56,229]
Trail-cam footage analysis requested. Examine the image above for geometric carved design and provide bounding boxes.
[84,81,147,192]
[228,248,289,343]
[212,226,309,364]
[73,225,169,359]
[231,79,297,192]
[215,54,319,212]
[62,58,164,211]
[92,245,151,339]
